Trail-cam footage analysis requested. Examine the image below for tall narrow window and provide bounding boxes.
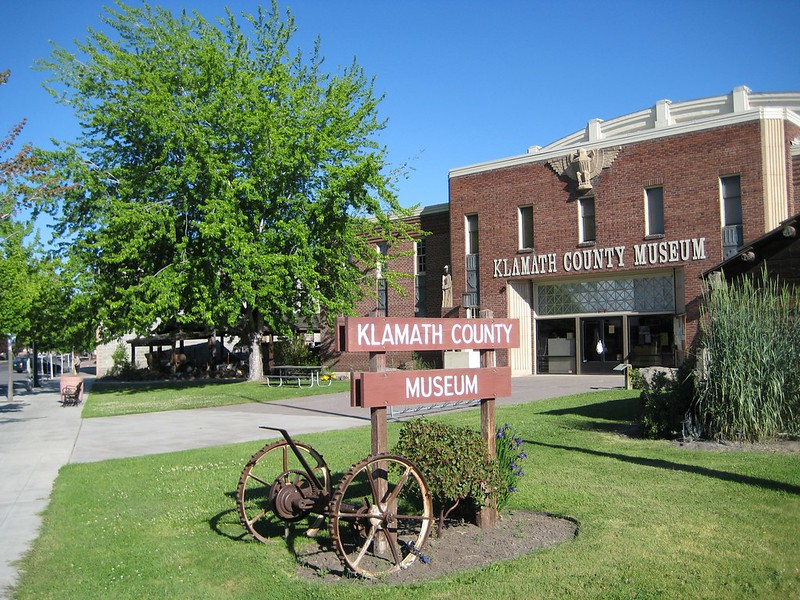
[465,215,479,312]
[377,242,388,316]
[645,186,664,237]
[579,197,596,243]
[519,205,534,250]
[721,175,743,259]
[415,239,427,316]
[466,214,479,254]
[721,176,742,226]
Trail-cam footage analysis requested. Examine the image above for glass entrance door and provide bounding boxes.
[581,317,623,373]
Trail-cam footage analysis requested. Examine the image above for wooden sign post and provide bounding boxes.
[337,315,519,528]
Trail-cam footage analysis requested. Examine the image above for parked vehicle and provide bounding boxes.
[13,356,29,373]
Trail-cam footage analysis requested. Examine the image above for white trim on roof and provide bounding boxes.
[449,87,800,180]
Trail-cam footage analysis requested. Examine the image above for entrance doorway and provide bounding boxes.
[581,317,623,373]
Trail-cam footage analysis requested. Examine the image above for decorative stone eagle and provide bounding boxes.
[548,146,621,191]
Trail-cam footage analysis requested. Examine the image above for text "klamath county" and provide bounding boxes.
[356,321,515,348]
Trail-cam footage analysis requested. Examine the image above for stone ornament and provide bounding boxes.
[548,146,621,191]
[441,265,453,308]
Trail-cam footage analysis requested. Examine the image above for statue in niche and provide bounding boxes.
[441,265,453,308]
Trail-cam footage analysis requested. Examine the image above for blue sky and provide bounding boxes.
[3,0,800,212]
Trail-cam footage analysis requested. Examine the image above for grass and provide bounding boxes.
[12,388,800,599]
[83,378,351,417]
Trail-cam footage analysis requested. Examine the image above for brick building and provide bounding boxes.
[325,86,800,376]
[320,203,451,372]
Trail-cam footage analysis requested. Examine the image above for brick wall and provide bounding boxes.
[449,121,771,351]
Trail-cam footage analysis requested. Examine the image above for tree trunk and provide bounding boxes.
[248,331,264,381]
[246,307,264,382]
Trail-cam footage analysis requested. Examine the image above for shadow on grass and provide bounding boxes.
[91,378,245,395]
[529,440,800,495]
[541,396,642,421]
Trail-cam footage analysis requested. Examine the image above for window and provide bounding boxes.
[721,175,742,226]
[415,239,427,275]
[721,175,743,259]
[465,214,479,255]
[376,242,388,315]
[519,205,534,250]
[465,215,479,312]
[579,197,596,243]
[415,239,427,316]
[645,187,664,237]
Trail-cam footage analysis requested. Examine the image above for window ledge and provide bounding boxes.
[518,248,534,254]
[644,234,665,240]
[577,241,596,248]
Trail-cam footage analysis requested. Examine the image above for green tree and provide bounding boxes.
[16,255,95,355]
[0,222,35,339]
[40,2,417,380]
[2,69,75,394]
[1,70,36,338]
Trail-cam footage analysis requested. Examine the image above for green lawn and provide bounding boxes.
[83,378,351,417]
[13,389,800,599]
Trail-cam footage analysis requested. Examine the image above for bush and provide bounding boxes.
[108,342,135,377]
[697,271,800,441]
[394,418,503,535]
[273,335,315,366]
[634,362,697,440]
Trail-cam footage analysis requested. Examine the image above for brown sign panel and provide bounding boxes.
[351,367,511,408]
[337,317,519,352]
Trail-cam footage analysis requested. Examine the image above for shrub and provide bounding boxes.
[697,271,800,441]
[495,424,527,511]
[108,342,134,377]
[273,335,315,366]
[634,362,697,440]
[394,418,503,536]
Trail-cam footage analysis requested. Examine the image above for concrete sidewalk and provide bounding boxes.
[0,372,624,597]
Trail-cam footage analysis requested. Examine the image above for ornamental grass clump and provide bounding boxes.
[697,270,800,441]
[495,423,528,511]
[394,418,503,537]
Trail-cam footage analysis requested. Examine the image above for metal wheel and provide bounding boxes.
[236,440,331,543]
[328,453,433,578]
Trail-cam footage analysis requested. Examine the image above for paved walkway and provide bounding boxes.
[0,372,624,597]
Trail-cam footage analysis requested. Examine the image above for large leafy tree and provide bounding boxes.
[40,2,417,379]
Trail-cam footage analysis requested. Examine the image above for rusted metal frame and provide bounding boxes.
[259,426,327,493]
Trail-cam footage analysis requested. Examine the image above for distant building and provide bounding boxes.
[320,203,451,372]
[325,86,800,375]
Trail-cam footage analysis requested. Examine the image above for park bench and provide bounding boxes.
[59,376,84,407]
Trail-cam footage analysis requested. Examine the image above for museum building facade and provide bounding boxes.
[324,87,800,376]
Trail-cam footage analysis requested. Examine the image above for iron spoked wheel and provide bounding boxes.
[236,440,331,543]
[328,453,433,579]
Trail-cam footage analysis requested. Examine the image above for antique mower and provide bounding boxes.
[236,427,434,578]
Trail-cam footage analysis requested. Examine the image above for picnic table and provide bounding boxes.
[266,365,330,388]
